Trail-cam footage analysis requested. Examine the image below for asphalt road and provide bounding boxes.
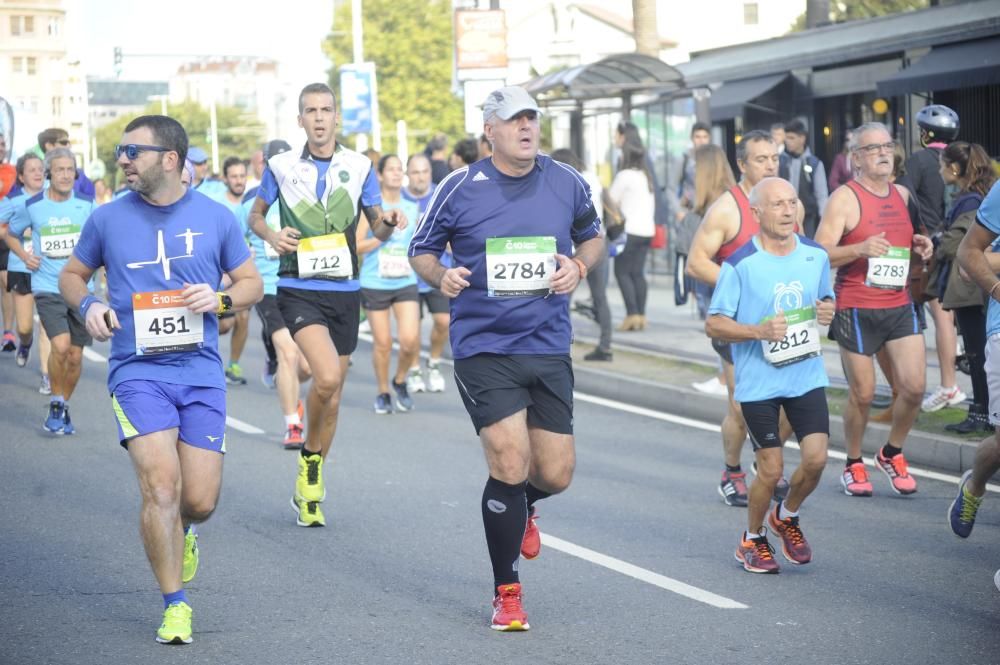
[1,321,999,665]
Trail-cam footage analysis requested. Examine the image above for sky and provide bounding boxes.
[68,0,334,81]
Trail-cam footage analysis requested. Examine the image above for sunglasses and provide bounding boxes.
[55,139,71,146]
[115,143,169,160]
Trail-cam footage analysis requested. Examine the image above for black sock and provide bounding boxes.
[846,457,863,467]
[726,464,742,473]
[882,443,903,458]
[482,476,527,589]
[301,446,320,458]
[525,483,551,513]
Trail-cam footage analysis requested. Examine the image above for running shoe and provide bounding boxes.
[182,526,199,583]
[767,506,812,564]
[841,462,873,496]
[718,470,748,507]
[15,344,30,367]
[735,531,780,574]
[295,452,325,503]
[921,385,966,412]
[373,393,392,414]
[1,330,15,352]
[43,401,65,434]
[875,448,917,495]
[225,362,247,385]
[427,364,446,392]
[290,496,325,527]
[521,509,541,560]
[61,404,75,435]
[261,368,276,389]
[491,583,530,631]
[283,424,304,450]
[38,374,51,395]
[692,377,728,396]
[750,461,790,502]
[949,469,983,539]
[994,569,1000,593]
[406,367,426,394]
[392,379,414,412]
[156,601,193,645]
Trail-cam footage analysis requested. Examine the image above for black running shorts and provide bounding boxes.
[255,293,287,338]
[277,286,360,355]
[831,304,920,356]
[741,387,829,452]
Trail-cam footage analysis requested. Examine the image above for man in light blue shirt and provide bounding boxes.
[211,155,251,385]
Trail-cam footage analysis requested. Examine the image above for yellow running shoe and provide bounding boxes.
[295,452,325,503]
[290,496,326,527]
[182,527,198,584]
[156,602,193,645]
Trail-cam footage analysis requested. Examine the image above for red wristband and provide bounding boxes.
[572,257,587,279]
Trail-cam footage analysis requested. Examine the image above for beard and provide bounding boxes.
[129,158,166,195]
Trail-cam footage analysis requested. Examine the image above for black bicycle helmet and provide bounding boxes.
[916,104,959,142]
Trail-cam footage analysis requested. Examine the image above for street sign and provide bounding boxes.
[340,63,377,135]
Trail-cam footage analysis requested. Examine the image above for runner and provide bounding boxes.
[409,85,604,631]
[247,82,407,528]
[59,115,262,644]
[213,156,251,385]
[358,154,420,413]
[5,148,94,433]
[686,130,797,507]
[239,140,312,448]
[706,177,834,574]
[814,121,932,497]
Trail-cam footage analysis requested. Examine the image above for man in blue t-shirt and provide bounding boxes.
[409,86,604,632]
[59,115,262,645]
[248,82,406,529]
[951,180,1000,547]
[6,148,95,433]
[707,177,835,575]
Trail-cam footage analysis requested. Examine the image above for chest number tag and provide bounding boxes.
[41,223,81,259]
[761,307,822,367]
[133,290,204,356]
[866,247,909,290]
[378,244,412,279]
[485,236,557,297]
[297,233,352,278]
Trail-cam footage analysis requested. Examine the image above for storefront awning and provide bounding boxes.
[708,73,788,122]
[877,37,1000,97]
[522,53,684,103]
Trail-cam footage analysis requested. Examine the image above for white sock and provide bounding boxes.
[779,501,798,520]
[745,529,765,541]
[284,413,301,427]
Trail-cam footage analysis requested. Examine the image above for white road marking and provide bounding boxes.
[82,347,107,363]
[226,416,265,435]
[541,534,748,609]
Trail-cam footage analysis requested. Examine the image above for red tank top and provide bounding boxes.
[714,185,756,263]
[834,180,914,309]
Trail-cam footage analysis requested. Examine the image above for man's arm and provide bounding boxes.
[223,257,264,311]
[60,255,116,341]
[814,186,889,268]
[958,222,1000,297]
[355,213,382,254]
[685,193,734,287]
[410,253,470,298]
[2,229,39,271]
[705,313,786,344]
[363,204,407,242]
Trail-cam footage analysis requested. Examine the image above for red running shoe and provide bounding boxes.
[735,532,780,574]
[875,449,917,495]
[767,506,812,564]
[521,509,540,560]
[283,424,304,450]
[491,583,530,631]
[840,462,873,497]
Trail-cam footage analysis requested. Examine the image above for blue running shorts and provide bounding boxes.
[111,379,227,453]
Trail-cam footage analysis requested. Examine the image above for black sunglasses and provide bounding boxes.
[115,143,169,160]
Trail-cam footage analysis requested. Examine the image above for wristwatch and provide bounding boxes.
[216,292,233,316]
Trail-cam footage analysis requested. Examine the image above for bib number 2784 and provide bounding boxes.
[485,236,557,297]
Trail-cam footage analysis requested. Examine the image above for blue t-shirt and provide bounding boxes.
[403,184,452,292]
[976,182,1000,337]
[237,185,280,295]
[359,198,419,290]
[74,189,252,392]
[408,155,600,358]
[12,192,95,294]
[194,178,226,199]
[709,235,834,403]
[0,191,38,274]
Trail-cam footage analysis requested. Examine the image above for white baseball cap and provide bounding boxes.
[482,86,542,123]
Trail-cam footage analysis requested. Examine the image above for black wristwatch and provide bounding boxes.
[216,292,233,316]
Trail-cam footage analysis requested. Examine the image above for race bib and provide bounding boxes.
[761,307,822,367]
[133,290,204,356]
[485,236,557,297]
[378,244,412,279]
[866,247,909,290]
[263,241,279,260]
[297,233,352,278]
[40,223,80,259]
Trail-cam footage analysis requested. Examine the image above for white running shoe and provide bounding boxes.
[692,377,728,396]
[427,364,446,393]
[406,367,426,393]
[921,385,966,412]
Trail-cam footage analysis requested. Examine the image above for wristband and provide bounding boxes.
[571,257,588,279]
[990,281,1000,301]
[79,295,100,318]
[382,216,398,228]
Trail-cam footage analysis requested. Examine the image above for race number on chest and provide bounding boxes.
[866,247,909,290]
[41,223,81,259]
[761,307,822,367]
[378,244,412,279]
[297,233,352,278]
[485,236,557,297]
[133,290,204,356]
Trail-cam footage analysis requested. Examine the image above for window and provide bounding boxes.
[9,15,35,35]
[25,16,34,33]
[52,96,61,117]
[12,57,23,73]
[10,16,20,35]
[744,2,758,25]
[27,57,36,75]
[47,17,59,37]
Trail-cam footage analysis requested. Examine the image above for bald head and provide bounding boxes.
[750,177,799,240]
[406,153,433,196]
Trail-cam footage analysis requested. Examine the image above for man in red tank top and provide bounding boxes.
[688,130,805,507]
[815,122,932,498]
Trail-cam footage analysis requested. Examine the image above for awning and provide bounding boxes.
[877,37,1000,97]
[522,53,684,103]
[708,73,788,122]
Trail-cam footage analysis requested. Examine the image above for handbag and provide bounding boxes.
[605,207,626,241]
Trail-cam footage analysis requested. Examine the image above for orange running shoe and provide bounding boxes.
[875,448,917,495]
[283,424,304,450]
[767,506,812,564]
[840,462,873,496]
[491,583,530,631]
[521,509,541,560]
[735,531,780,574]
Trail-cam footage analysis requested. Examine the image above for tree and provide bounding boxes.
[790,0,929,31]
[323,0,465,155]
[95,100,266,186]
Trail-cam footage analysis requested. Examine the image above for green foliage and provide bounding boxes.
[790,0,929,32]
[324,0,465,155]
[95,100,266,186]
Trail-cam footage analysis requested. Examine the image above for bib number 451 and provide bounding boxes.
[147,315,192,336]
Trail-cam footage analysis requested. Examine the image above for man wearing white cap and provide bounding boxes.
[409,86,605,631]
